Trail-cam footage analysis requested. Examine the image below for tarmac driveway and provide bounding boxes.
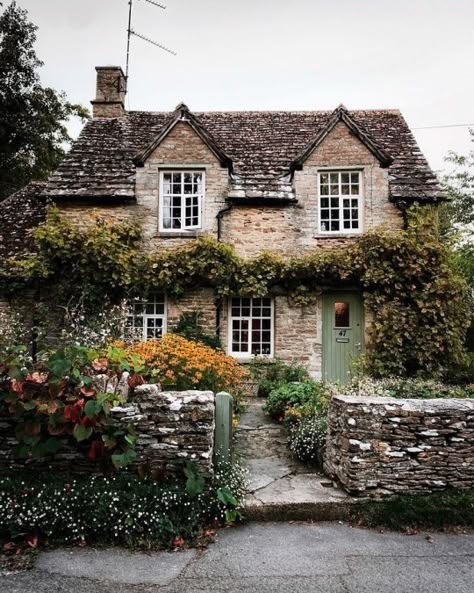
[2,522,474,593]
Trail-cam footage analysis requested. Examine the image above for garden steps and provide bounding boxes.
[234,400,359,521]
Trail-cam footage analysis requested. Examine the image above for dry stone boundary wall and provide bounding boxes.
[0,384,215,476]
[324,394,474,496]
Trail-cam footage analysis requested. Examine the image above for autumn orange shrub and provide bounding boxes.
[125,335,248,398]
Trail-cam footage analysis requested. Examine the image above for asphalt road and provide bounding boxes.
[2,522,474,593]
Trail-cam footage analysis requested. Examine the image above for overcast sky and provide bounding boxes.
[15,0,474,173]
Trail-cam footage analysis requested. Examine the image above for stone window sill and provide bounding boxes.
[313,234,361,239]
[155,231,203,239]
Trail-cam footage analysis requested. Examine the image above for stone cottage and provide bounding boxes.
[0,66,445,382]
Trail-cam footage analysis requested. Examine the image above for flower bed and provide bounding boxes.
[0,463,247,550]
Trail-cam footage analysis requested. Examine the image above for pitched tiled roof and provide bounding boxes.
[0,182,47,259]
[41,106,445,203]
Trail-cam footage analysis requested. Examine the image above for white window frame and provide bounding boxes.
[228,297,274,359]
[317,170,363,235]
[159,170,205,233]
[127,294,167,341]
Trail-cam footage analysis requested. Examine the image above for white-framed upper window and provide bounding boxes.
[229,297,273,358]
[318,171,362,234]
[159,171,204,232]
[127,294,167,340]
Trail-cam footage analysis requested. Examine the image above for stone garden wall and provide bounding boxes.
[324,395,474,496]
[0,385,215,476]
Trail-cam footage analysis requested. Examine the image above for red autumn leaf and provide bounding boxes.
[11,379,24,393]
[25,534,38,548]
[3,542,15,552]
[128,374,145,388]
[64,400,84,423]
[88,440,105,460]
[81,415,97,428]
[173,537,185,548]
[80,387,96,398]
[25,372,49,384]
[92,358,108,372]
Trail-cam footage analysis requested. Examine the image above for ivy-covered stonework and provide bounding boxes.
[0,208,471,377]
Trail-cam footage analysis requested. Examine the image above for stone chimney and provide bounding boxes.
[91,66,127,118]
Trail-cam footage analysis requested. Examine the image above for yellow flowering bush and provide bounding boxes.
[125,335,248,398]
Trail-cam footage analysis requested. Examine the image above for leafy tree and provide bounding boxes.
[442,129,474,230]
[0,1,89,201]
[441,129,474,289]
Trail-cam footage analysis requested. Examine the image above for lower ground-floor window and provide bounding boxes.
[127,294,167,340]
[229,297,273,357]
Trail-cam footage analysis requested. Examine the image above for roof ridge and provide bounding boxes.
[128,107,403,116]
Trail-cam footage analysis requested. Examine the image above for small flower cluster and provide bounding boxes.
[332,376,474,399]
[288,415,327,466]
[0,309,34,357]
[0,464,247,549]
[59,302,130,349]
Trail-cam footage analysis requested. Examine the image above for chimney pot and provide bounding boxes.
[91,66,127,118]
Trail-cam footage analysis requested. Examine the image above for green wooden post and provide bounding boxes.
[214,391,234,466]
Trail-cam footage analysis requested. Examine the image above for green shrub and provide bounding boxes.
[0,462,247,549]
[288,415,327,466]
[263,380,327,420]
[173,311,222,350]
[249,359,309,397]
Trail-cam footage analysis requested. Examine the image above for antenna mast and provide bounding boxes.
[125,0,176,86]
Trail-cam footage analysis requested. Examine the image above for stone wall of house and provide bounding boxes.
[168,288,217,336]
[219,294,323,377]
[55,119,404,259]
[0,385,215,476]
[221,121,403,257]
[135,121,230,249]
[324,394,474,496]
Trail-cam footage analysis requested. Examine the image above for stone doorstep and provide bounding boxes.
[242,498,364,522]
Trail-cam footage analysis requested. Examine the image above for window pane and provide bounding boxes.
[319,171,361,234]
[161,172,203,231]
[230,297,272,356]
[350,172,359,183]
[335,302,350,327]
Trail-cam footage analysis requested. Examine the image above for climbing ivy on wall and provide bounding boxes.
[0,207,471,378]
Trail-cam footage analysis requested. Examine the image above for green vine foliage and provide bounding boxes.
[0,207,471,378]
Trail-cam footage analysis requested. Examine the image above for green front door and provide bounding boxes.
[322,292,364,384]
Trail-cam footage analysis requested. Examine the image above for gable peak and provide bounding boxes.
[335,103,349,114]
[173,102,192,120]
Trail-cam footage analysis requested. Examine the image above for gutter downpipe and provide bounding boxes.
[215,203,233,339]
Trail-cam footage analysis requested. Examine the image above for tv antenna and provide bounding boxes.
[125,0,177,85]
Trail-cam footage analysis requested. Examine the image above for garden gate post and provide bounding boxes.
[214,391,234,466]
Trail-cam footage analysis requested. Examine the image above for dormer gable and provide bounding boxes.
[289,104,393,175]
[134,103,233,171]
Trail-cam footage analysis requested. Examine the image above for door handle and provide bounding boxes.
[355,342,361,350]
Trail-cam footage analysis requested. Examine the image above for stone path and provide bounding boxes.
[234,399,352,520]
